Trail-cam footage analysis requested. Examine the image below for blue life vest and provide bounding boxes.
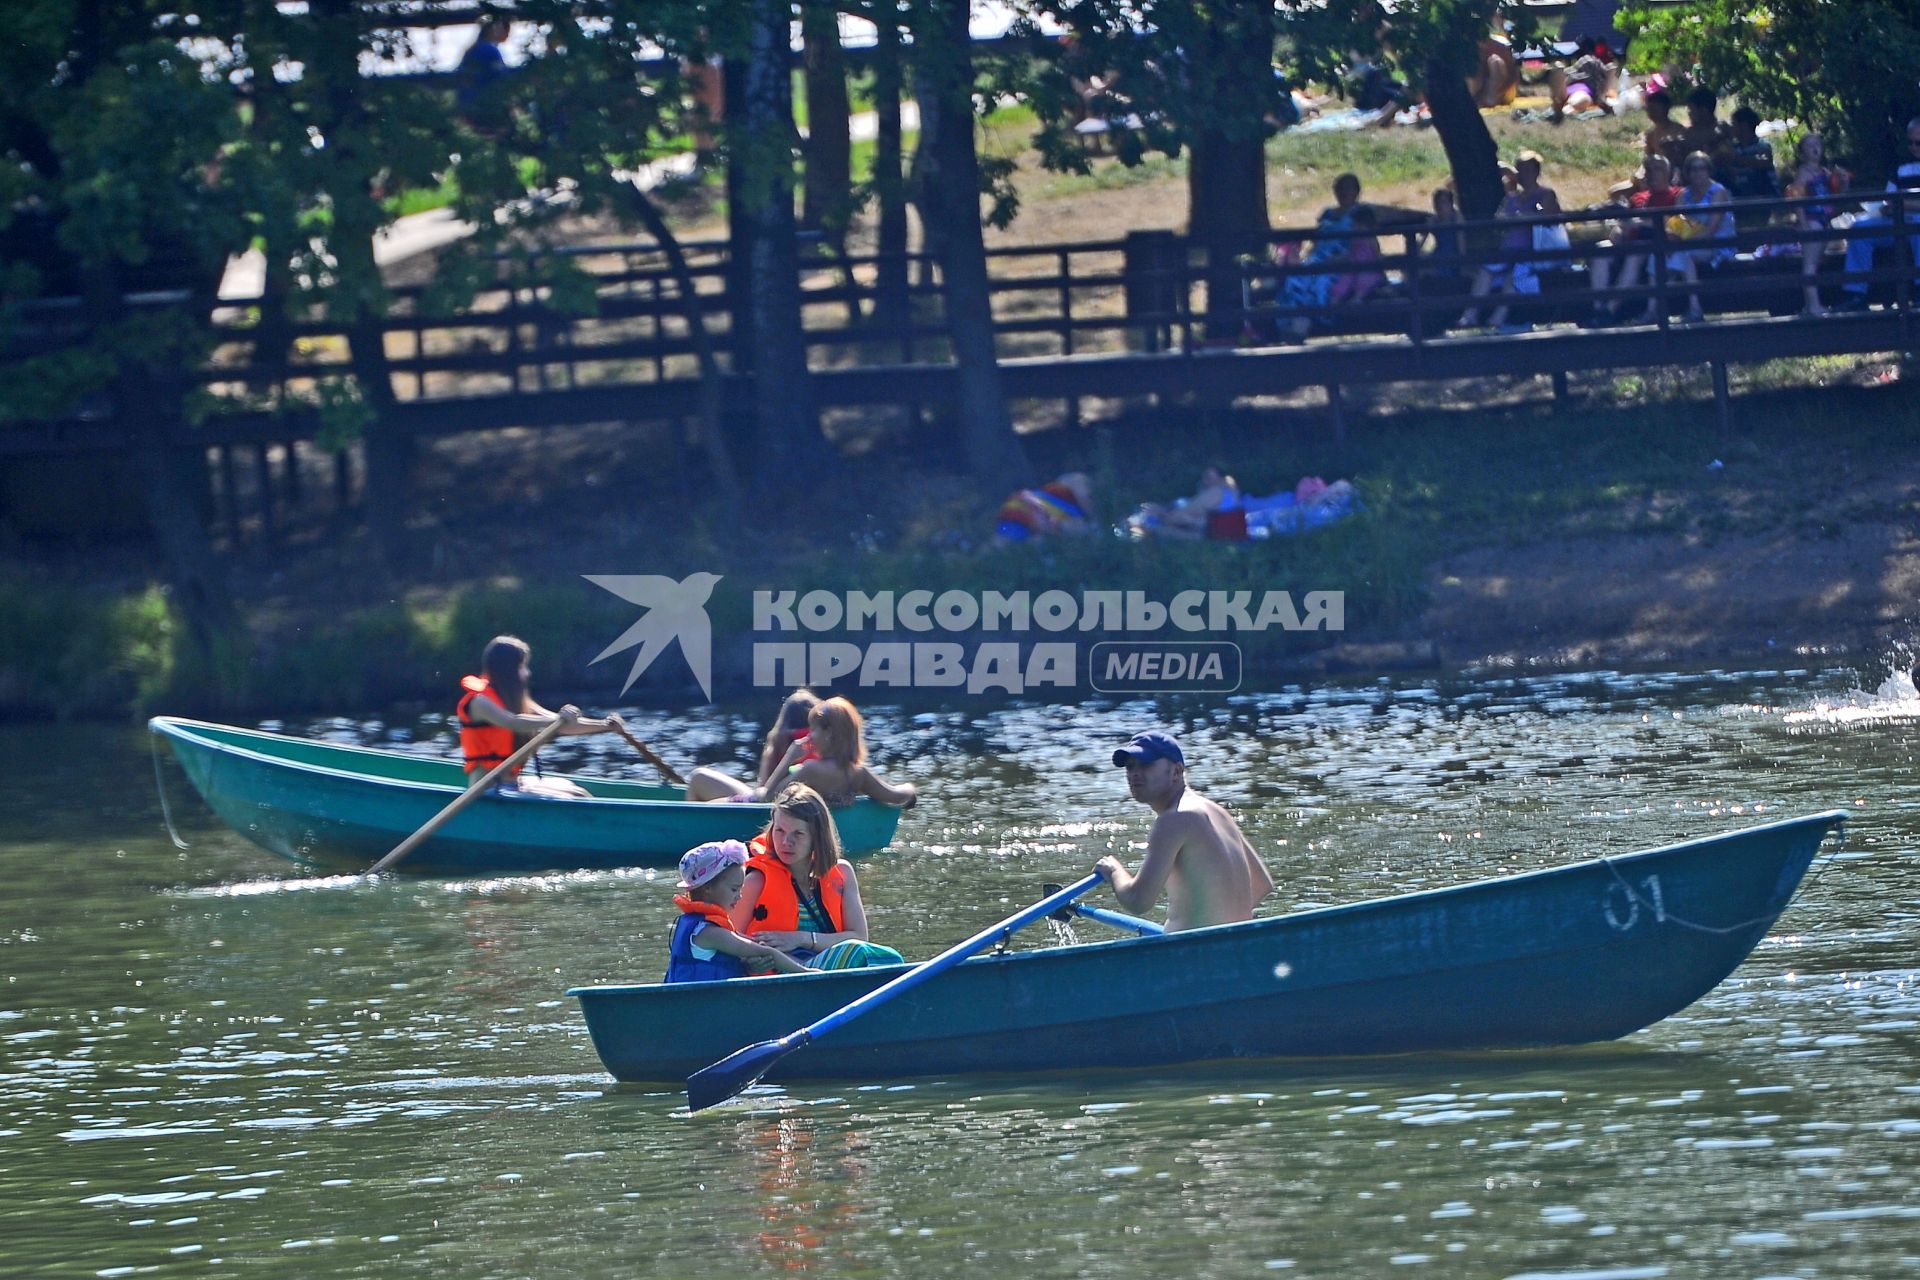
[664,912,748,984]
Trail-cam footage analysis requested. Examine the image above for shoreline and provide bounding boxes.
[7,362,1919,724]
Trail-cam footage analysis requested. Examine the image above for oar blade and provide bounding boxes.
[686,1031,808,1112]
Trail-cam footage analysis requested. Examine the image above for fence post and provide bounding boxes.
[1652,217,1671,333]
[254,441,276,543]
[216,445,241,543]
[334,447,352,513]
[283,440,301,505]
[1895,190,1913,351]
[1711,360,1731,438]
[1058,248,1074,357]
[1122,230,1180,354]
[1407,237,1425,345]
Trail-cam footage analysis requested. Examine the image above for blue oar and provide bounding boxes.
[1043,883,1164,936]
[1071,902,1165,936]
[686,871,1107,1112]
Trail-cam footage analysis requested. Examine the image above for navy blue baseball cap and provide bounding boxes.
[1113,731,1185,768]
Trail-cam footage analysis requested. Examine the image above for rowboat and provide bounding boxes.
[149,716,904,875]
[570,810,1844,1084]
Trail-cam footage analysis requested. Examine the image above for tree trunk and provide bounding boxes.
[912,0,1029,489]
[311,0,409,564]
[1184,6,1272,337]
[742,0,821,493]
[908,51,947,290]
[72,0,238,690]
[801,4,854,236]
[620,182,742,502]
[1188,130,1268,338]
[719,57,761,467]
[1425,53,1505,222]
[870,6,911,335]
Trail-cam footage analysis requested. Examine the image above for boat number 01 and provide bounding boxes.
[1602,873,1667,931]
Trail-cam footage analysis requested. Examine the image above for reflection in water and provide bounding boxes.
[736,1114,872,1273]
[4,668,1919,1277]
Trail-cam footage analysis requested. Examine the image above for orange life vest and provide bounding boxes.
[674,896,739,932]
[743,841,847,937]
[456,675,522,779]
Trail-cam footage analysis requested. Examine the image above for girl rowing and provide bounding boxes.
[456,634,627,797]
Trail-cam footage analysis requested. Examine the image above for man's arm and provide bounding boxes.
[1099,816,1184,914]
[1247,844,1277,904]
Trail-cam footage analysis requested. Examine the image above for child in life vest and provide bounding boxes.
[665,840,811,983]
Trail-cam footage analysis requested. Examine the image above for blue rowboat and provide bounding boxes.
[570,810,1844,1083]
[149,716,904,875]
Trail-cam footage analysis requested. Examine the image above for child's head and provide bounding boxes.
[1797,131,1825,165]
[1515,149,1544,185]
[1646,89,1672,122]
[1432,186,1456,216]
[1730,105,1760,140]
[1332,172,1362,208]
[1643,152,1674,189]
[764,784,843,880]
[806,696,866,766]
[677,839,749,905]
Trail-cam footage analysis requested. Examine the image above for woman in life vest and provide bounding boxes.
[690,695,917,810]
[457,635,626,798]
[683,687,821,802]
[665,839,810,983]
[732,784,903,970]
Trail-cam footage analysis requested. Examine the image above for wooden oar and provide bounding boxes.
[686,871,1107,1112]
[368,717,567,875]
[613,723,685,786]
[1042,885,1165,937]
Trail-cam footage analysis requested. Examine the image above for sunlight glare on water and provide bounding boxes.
[2,666,1917,1278]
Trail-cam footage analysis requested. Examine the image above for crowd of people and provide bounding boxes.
[1254,96,1920,339]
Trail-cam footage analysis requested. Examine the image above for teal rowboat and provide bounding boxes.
[149,716,904,875]
[570,810,1843,1085]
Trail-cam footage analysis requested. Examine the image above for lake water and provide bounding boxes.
[4,668,1918,1278]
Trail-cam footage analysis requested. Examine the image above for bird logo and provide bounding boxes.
[585,572,723,699]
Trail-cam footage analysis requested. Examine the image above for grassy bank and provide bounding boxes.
[16,355,1913,722]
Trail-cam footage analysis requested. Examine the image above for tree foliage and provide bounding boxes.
[1620,0,1920,182]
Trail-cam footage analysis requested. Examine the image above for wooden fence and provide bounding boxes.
[6,188,1918,539]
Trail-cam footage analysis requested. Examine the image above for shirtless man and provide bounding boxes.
[1094,732,1275,931]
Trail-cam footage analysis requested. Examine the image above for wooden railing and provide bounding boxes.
[7,189,1918,488]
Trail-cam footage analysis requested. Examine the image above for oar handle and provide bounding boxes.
[1043,891,1164,937]
[368,716,567,875]
[615,724,685,785]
